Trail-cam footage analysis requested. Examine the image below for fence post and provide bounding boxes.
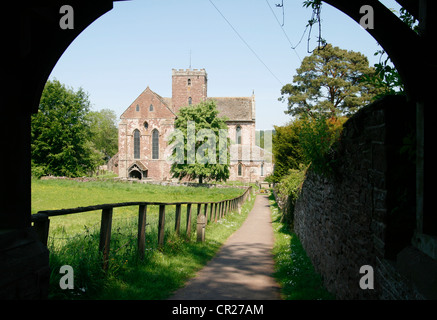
[238,197,242,214]
[217,202,221,220]
[33,214,50,246]
[203,203,208,224]
[196,203,202,223]
[214,203,218,222]
[209,203,213,222]
[99,207,113,271]
[175,204,182,235]
[138,204,147,260]
[221,201,224,218]
[197,204,206,242]
[158,205,165,248]
[186,203,192,239]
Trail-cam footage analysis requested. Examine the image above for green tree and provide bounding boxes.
[170,100,230,184]
[280,44,378,118]
[31,79,100,177]
[271,120,305,183]
[88,109,118,161]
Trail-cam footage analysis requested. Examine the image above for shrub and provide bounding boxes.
[298,114,347,177]
[273,164,307,227]
[31,160,47,179]
[271,120,305,183]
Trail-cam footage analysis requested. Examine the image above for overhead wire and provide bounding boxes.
[265,0,302,62]
[208,0,284,86]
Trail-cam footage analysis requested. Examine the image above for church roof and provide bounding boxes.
[156,96,255,122]
[129,160,148,172]
[208,97,255,122]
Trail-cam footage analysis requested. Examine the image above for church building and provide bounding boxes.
[111,68,272,183]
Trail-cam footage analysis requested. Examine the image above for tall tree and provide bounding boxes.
[279,44,379,118]
[88,109,118,161]
[170,100,230,184]
[31,80,100,177]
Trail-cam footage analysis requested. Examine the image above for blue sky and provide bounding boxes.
[49,0,401,130]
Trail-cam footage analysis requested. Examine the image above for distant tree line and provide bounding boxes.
[31,79,118,178]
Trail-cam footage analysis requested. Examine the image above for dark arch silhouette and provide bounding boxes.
[1,0,434,299]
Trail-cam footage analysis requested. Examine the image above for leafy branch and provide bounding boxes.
[359,7,418,99]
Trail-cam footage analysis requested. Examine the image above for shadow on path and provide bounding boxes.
[169,195,281,300]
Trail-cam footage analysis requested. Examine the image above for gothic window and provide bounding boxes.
[136,104,139,112]
[144,121,148,130]
[188,97,192,105]
[238,163,242,176]
[133,129,140,159]
[152,129,159,159]
[236,126,242,144]
[188,78,191,86]
[149,104,154,111]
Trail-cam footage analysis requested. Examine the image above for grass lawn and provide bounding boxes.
[32,179,244,236]
[31,178,254,299]
[269,193,335,300]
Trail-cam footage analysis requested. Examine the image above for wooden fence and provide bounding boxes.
[31,186,252,270]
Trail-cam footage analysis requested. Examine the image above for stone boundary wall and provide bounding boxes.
[293,95,419,299]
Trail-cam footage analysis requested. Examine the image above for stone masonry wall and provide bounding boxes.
[172,69,207,113]
[293,95,417,299]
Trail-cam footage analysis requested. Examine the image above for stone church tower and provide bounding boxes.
[171,69,207,113]
[113,68,272,183]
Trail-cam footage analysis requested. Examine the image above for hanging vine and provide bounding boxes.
[301,0,327,53]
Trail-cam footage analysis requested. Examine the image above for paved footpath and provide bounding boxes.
[169,194,281,300]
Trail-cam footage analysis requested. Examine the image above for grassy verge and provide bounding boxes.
[32,179,254,299]
[269,193,335,300]
[98,196,255,300]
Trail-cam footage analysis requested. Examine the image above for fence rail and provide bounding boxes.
[31,186,253,270]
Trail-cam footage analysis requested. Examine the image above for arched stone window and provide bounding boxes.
[238,163,243,176]
[133,129,140,159]
[188,97,192,105]
[143,121,148,130]
[236,125,242,144]
[152,129,159,159]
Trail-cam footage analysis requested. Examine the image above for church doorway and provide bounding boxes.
[129,169,142,180]
[128,163,148,180]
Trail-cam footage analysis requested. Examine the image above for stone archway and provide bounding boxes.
[2,0,435,300]
[322,0,436,241]
[1,1,116,299]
